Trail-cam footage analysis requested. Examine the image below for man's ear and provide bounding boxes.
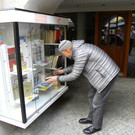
[66,48,71,52]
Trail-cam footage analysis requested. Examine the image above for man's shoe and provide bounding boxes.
[83,126,101,134]
[79,118,92,124]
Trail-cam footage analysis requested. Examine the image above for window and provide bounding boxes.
[101,15,124,46]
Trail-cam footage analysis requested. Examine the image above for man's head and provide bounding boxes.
[131,25,134,31]
[59,40,72,58]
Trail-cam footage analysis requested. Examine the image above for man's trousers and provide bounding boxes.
[87,74,118,129]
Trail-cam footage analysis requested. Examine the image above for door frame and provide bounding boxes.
[94,11,132,78]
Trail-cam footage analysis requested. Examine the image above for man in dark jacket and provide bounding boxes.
[46,40,120,134]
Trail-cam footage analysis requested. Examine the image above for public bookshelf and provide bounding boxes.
[0,8,68,128]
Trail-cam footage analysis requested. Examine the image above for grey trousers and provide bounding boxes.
[87,74,118,129]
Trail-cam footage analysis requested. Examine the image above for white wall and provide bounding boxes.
[2,0,28,9]
[1,0,64,14]
[0,0,2,9]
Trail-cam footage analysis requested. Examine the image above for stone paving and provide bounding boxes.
[10,75,135,135]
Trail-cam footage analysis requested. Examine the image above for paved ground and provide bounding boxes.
[10,75,135,135]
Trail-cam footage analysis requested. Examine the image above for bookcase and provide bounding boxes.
[0,8,68,128]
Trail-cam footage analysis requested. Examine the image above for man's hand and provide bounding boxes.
[46,76,58,83]
[53,69,64,75]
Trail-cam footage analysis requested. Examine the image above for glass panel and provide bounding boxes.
[0,23,22,122]
[35,24,66,114]
[19,23,37,119]
[19,23,66,120]
[101,16,124,46]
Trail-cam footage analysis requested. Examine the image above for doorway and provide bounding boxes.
[95,11,132,77]
[127,12,135,78]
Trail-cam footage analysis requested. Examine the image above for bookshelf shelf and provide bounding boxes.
[10,68,36,76]
[44,43,59,46]
[15,94,39,104]
[33,62,49,67]
[45,67,57,70]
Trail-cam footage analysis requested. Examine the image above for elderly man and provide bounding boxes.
[46,40,120,134]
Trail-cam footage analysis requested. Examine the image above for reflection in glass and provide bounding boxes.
[18,23,66,120]
[101,16,124,46]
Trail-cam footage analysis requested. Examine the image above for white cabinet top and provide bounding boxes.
[0,8,69,25]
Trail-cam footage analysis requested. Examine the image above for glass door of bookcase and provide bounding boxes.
[0,22,23,122]
[0,21,67,123]
[18,22,67,121]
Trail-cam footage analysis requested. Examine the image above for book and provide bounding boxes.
[8,47,16,72]
[56,30,60,43]
[34,71,43,86]
[12,80,33,101]
[52,82,61,89]
[23,82,33,97]
[52,55,59,68]
[56,55,62,68]
[0,31,2,44]
[49,30,54,43]
[37,82,52,91]
[46,55,54,67]
[42,30,63,43]
[45,55,62,69]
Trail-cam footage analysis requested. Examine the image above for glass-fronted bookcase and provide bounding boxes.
[0,8,68,128]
